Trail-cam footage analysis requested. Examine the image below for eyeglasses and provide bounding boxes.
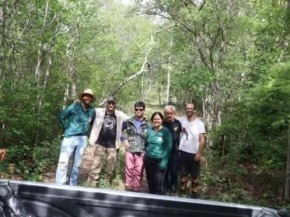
[135,108,144,111]
[166,112,173,115]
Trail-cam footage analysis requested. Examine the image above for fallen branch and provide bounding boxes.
[99,34,155,105]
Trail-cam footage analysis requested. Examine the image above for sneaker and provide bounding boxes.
[161,187,169,195]
[179,189,187,198]
[170,186,177,196]
[191,192,198,199]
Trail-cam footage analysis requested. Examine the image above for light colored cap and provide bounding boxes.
[80,89,95,101]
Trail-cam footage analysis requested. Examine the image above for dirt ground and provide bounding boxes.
[43,145,149,193]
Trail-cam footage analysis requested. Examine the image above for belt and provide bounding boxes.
[66,133,86,137]
[74,133,86,136]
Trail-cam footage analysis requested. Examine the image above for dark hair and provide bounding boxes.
[134,101,146,109]
[185,102,196,109]
[151,112,164,122]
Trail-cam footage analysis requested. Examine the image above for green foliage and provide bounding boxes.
[0,0,155,158]
[4,139,60,181]
[204,57,289,205]
[0,0,289,207]
[213,62,290,175]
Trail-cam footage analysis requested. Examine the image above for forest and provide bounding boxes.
[0,0,290,208]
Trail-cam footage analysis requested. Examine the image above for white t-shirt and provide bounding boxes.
[179,117,206,154]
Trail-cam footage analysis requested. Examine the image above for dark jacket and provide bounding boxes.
[163,119,182,154]
[122,117,151,153]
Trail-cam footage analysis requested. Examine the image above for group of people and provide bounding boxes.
[55,89,206,198]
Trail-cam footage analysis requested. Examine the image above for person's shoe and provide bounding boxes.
[125,186,133,192]
[190,192,198,199]
[87,180,98,187]
[165,188,171,195]
[170,186,177,196]
[179,189,187,198]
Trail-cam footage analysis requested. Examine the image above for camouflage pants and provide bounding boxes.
[87,144,117,185]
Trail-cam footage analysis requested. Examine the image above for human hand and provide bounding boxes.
[124,140,130,149]
[74,99,81,103]
[194,153,201,162]
[87,139,95,147]
[159,163,166,171]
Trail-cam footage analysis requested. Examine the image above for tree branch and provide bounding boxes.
[98,34,155,105]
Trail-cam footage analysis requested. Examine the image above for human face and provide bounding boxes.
[82,94,93,105]
[134,106,144,119]
[106,101,116,112]
[165,109,175,122]
[185,103,195,118]
[152,114,163,128]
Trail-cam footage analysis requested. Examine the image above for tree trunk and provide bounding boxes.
[158,84,161,106]
[99,34,155,105]
[284,122,290,199]
[166,65,171,104]
[34,52,52,146]
[0,0,7,78]
[166,38,173,104]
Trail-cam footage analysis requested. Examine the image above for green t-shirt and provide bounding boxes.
[145,127,172,170]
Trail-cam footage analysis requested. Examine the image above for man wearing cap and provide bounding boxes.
[87,96,129,186]
[55,89,96,186]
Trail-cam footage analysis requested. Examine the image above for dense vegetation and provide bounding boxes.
[0,0,289,208]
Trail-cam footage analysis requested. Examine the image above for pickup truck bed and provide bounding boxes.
[0,180,283,217]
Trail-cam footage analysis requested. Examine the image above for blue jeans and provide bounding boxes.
[55,136,87,186]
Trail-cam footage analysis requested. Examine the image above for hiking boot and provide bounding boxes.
[190,192,198,199]
[87,180,98,187]
[170,186,177,196]
[164,188,171,195]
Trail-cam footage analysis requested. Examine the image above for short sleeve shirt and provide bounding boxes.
[96,112,117,148]
[179,117,205,154]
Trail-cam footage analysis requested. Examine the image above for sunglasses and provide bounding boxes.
[135,108,144,111]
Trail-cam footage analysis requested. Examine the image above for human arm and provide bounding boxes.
[90,109,96,126]
[88,108,100,146]
[58,103,75,129]
[119,111,129,121]
[144,129,150,150]
[159,129,173,170]
[194,121,206,161]
[194,133,206,161]
[85,109,96,138]
[121,121,130,149]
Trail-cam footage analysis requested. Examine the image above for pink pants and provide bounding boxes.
[125,152,145,192]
